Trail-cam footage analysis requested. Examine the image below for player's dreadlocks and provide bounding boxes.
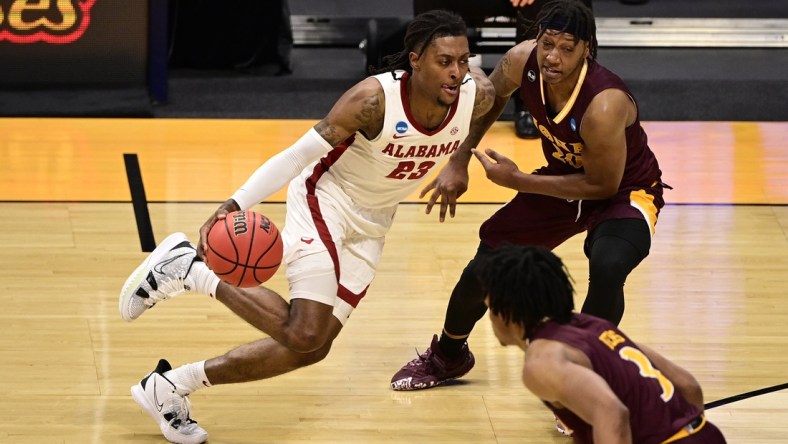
[521,0,598,60]
[476,245,575,339]
[371,10,467,74]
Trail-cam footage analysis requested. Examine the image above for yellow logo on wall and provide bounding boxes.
[0,0,96,44]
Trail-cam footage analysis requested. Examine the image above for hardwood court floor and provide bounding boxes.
[0,118,787,443]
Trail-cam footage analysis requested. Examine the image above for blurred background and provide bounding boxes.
[0,0,786,121]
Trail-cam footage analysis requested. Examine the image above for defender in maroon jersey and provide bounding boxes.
[479,245,727,443]
[393,0,670,396]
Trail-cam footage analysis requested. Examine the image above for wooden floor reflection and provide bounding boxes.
[0,118,786,443]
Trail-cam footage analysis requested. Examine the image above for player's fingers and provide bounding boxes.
[448,194,458,219]
[419,179,437,199]
[438,194,450,222]
[198,213,222,258]
[197,227,210,260]
[424,188,442,214]
[472,148,491,168]
[484,148,501,160]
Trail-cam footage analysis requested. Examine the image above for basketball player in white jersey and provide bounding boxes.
[118,10,494,443]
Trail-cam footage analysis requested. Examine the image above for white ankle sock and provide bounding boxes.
[188,261,221,298]
[164,361,211,395]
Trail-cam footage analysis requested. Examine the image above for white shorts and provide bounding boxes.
[281,173,397,324]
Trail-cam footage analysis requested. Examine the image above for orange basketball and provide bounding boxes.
[205,210,283,287]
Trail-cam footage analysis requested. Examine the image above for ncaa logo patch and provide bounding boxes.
[527,70,536,82]
[395,121,409,134]
[450,126,459,135]
[570,118,577,132]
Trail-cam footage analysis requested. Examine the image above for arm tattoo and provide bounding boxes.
[314,120,344,147]
[357,90,382,127]
[355,89,384,137]
[472,78,496,119]
[500,52,512,76]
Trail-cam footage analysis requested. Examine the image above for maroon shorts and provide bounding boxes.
[667,416,727,443]
[479,183,665,249]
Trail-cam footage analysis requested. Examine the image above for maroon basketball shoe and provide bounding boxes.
[390,334,475,390]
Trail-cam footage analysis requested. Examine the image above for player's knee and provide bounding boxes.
[288,339,334,367]
[588,241,643,284]
[589,254,631,284]
[280,327,331,354]
[283,250,339,353]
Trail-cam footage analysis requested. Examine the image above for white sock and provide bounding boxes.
[188,261,221,298]
[164,361,212,396]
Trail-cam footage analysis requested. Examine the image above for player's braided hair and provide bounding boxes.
[476,245,575,339]
[521,0,598,60]
[371,10,467,74]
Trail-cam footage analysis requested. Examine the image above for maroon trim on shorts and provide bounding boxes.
[303,135,368,308]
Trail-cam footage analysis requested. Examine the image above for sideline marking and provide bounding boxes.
[124,153,156,252]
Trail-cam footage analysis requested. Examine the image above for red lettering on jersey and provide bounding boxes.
[382,140,462,159]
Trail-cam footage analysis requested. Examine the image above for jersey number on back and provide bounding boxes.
[619,346,675,402]
[386,161,436,180]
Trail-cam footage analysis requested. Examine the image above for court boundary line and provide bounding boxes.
[705,382,788,409]
[123,153,156,252]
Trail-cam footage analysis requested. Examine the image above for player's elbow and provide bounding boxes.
[591,398,630,440]
[605,400,630,432]
[677,374,705,408]
[615,402,630,423]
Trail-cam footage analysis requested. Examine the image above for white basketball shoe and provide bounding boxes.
[119,232,197,321]
[131,359,208,444]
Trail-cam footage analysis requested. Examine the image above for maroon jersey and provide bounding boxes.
[530,313,702,443]
[519,51,662,192]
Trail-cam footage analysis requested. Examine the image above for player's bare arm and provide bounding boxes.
[197,78,386,258]
[570,88,633,196]
[469,67,495,121]
[419,46,531,222]
[464,41,533,151]
[473,87,633,201]
[315,77,386,145]
[524,340,633,444]
[418,67,495,221]
[639,343,705,409]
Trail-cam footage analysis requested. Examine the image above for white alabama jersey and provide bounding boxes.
[305,70,476,209]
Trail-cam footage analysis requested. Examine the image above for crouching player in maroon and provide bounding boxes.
[479,245,727,443]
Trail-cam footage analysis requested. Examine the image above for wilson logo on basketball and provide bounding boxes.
[0,0,96,44]
[232,211,248,236]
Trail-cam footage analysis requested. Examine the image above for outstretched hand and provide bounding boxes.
[419,158,470,222]
[197,199,241,260]
[472,148,521,190]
